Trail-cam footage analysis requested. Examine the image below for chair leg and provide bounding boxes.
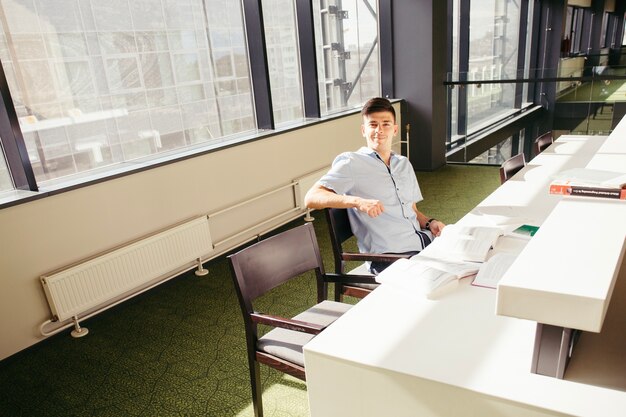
[248,354,263,417]
[334,282,343,302]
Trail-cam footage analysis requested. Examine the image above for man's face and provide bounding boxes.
[361,111,398,154]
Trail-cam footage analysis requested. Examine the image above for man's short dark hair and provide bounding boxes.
[361,97,395,121]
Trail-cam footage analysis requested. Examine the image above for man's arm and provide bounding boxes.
[304,184,385,218]
[412,203,445,237]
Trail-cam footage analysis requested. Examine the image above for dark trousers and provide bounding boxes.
[369,230,433,275]
[369,251,420,275]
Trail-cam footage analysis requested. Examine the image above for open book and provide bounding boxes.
[471,253,518,289]
[375,257,479,298]
[549,168,626,200]
[434,225,503,263]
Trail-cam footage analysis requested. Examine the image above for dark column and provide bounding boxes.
[379,0,393,98]
[242,0,274,130]
[295,0,321,118]
[535,0,567,134]
[586,0,606,70]
[391,1,448,171]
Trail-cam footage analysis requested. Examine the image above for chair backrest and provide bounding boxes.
[534,131,553,155]
[499,153,526,184]
[228,223,325,315]
[325,208,353,274]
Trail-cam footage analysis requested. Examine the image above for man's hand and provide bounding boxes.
[429,220,445,237]
[305,185,384,218]
[356,198,384,218]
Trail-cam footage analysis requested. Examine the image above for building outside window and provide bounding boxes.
[466,0,521,131]
[312,0,380,115]
[0,0,255,186]
[449,0,532,165]
[261,0,304,126]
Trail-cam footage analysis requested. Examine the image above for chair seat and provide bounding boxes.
[257,300,352,366]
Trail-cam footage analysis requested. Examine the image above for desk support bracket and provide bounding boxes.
[530,323,581,379]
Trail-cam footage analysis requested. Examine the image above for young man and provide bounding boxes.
[304,97,445,273]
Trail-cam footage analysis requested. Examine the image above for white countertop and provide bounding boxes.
[304,131,626,417]
[305,276,626,416]
[496,126,626,332]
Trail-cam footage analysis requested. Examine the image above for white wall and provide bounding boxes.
[0,105,401,360]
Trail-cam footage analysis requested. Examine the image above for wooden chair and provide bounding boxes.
[534,131,554,156]
[325,207,411,301]
[499,153,526,184]
[228,222,374,417]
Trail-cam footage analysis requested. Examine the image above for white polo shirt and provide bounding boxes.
[318,147,433,254]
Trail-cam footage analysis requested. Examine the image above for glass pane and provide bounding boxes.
[450,0,460,140]
[261,0,304,125]
[522,0,534,105]
[467,0,520,131]
[313,0,380,115]
[0,0,255,186]
[468,134,523,165]
[0,142,14,192]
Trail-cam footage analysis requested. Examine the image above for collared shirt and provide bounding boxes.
[318,147,432,254]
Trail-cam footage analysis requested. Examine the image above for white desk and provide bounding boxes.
[497,128,626,334]
[304,132,626,417]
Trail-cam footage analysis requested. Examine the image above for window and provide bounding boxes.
[601,12,609,48]
[0,0,255,186]
[261,0,304,125]
[466,0,521,130]
[313,0,380,115]
[623,13,626,46]
[564,6,585,55]
[0,144,13,192]
[470,132,524,165]
[521,0,534,106]
[449,0,461,139]
[0,0,386,201]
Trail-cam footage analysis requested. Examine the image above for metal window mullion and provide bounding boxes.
[242,0,274,130]
[514,0,530,109]
[295,0,321,118]
[335,0,347,106]
[457,0,470,138]
[527,0,541,104]
[0,61,37,191]
[379,0,392,98]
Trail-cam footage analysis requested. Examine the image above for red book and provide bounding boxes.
[549,182,626,200]
[549,168,626,200]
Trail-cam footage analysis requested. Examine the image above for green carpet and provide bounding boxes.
[0,164,499,417]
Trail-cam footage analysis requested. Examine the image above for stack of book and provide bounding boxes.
[549,168,626,200]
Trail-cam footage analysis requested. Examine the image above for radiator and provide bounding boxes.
[41,216,213,323]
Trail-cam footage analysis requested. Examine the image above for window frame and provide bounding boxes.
[0,0,387,208]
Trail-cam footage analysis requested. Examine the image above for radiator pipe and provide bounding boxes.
[194,257,209,276]
[70,315,89,338]
[40,318,75,338]
[39,316,89,338]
